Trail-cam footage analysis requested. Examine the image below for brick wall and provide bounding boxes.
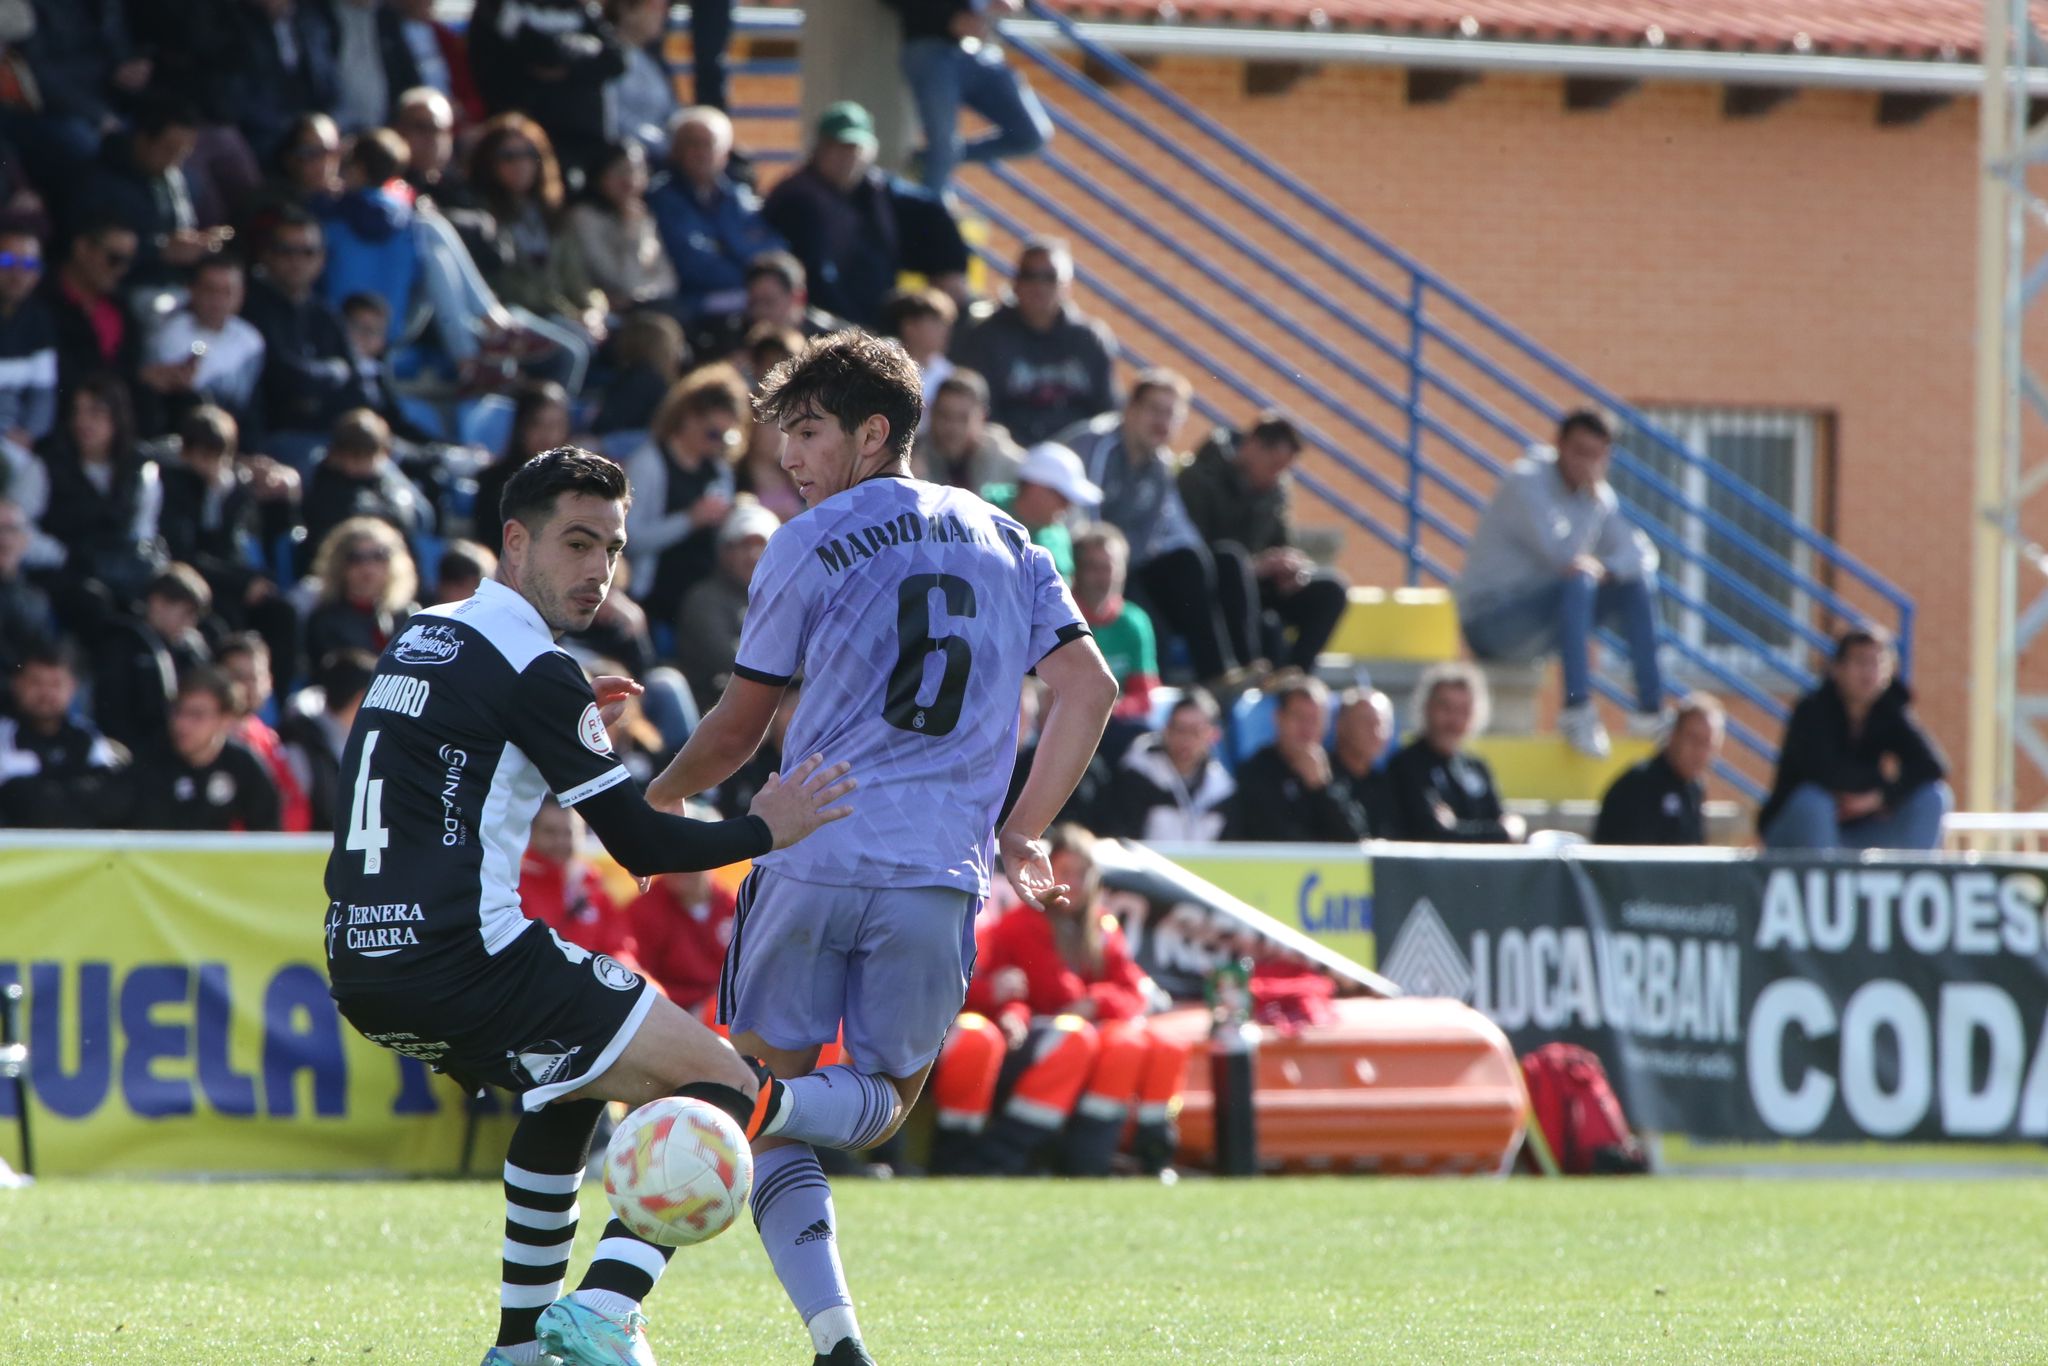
[999,56,1992,800]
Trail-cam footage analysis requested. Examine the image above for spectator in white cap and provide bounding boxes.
[674,496,782,709]
[911,369,1022,491]
[983,437,1101,581]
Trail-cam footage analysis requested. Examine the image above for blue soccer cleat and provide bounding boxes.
[535,1298,658,1366]
[479,1349,559,1365]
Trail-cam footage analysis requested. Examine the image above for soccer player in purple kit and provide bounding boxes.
[645,332,1118,1364]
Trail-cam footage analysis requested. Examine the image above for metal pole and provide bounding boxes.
[1972,0,2018,812]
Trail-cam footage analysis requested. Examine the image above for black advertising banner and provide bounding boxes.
[1371,847,2048,1143]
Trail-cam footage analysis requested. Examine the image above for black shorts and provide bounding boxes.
[329,919,654,1110]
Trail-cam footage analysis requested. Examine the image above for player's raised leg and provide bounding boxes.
[531,991,780,1366]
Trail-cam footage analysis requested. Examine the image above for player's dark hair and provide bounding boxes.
[178,664,241,715]
[499,446,632,533]
[1557,408,1612,446]
[1834,625,1894,663]
[935,369,989,410]
[753,331,923,462]
[315,648,379,710]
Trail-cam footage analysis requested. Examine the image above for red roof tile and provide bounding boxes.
[1043,0,2028,62]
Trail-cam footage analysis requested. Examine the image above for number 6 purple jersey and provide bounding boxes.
[732,476,1088,894]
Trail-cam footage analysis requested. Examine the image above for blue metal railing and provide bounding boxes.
[1010,0,1913,675]
[958,192,1772,802]
[697,4,1901,799]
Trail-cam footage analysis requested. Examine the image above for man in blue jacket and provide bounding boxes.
[645,105,784,323]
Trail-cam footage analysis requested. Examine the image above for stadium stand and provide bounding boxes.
[0,0,1939,859]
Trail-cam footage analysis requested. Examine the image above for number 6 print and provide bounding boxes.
[883,573,977,738]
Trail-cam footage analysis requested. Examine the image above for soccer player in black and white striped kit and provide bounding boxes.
[321,449,855,1365]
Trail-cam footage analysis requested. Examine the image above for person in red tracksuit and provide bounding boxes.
[932,823,1187,1175]
[624,867,737,1011]
[519,796,644,972]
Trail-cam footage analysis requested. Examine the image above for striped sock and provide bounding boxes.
[751,1144,859,1352]
[573,1220,675,1312]
[763,1065,900,1151]
[497,1100,604,1350]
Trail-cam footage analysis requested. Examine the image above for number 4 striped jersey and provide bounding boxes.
[733,475,1088,895]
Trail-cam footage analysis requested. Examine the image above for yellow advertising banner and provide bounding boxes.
[0,835,505,1177]
[1146,842,1376,969]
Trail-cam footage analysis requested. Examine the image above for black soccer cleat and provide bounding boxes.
[813,1338,877,1366]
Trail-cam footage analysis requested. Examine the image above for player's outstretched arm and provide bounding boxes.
[576,754,854,876]
[646,676,783,808]
[999,637,1118,911]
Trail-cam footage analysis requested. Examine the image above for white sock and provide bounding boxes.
[807,1304,862,1354]
[570,1288,641,1322]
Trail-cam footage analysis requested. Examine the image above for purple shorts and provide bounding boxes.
[717,867,979,1077]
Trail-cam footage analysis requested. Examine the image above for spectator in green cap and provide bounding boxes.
[762,100,970,328]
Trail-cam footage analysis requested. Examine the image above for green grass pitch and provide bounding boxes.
[3,1176,2045,1363]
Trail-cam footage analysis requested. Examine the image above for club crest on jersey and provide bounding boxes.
[510,1040,582,1087]
[593,954,640,991]
[579,703,614,756]
[392,622,463,665]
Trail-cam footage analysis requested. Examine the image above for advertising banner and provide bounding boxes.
[0,835,487,1177]
[1094,840,1388,1001]
[1371,846,2048,1143]
[1144,841,1375,969]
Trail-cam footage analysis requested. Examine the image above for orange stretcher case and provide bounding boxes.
[1150,997,1528,1174]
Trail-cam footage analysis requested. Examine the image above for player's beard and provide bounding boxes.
[528,566,604,635]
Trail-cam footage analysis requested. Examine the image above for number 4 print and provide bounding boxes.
[347,729,390,874]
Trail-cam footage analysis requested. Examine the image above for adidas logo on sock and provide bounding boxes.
[793,1219,833,1245]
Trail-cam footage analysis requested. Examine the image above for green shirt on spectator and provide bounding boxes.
[981,482,1075,580]
[1086,598,1158,690]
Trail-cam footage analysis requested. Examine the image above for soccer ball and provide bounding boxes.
[602,1097,754,1246]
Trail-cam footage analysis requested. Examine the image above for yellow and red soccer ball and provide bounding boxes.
[602,1097,754,1246]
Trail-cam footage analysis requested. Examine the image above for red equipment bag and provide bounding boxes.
[1520,1043,1649,1175]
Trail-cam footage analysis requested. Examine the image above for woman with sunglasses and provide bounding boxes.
[450,116,608,370]
[621,362,746,624]
[301,516,419,667]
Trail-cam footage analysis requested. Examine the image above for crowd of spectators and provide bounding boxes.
[0,0,1953,870]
